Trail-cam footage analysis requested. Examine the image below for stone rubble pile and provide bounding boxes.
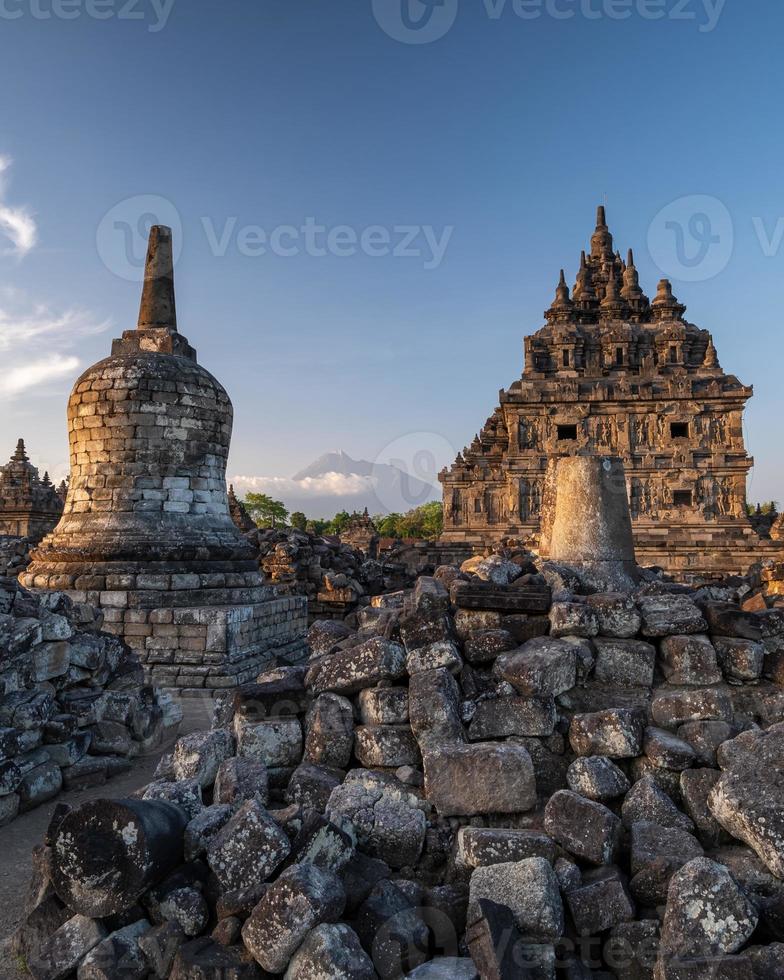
[12,552,784,978]
[0,533,32,578]
[248,526,414,623]
[0,577,181,828]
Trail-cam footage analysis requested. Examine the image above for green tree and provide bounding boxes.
[326,510,352,535]
[290,511,307,531]
[244,492,289,528]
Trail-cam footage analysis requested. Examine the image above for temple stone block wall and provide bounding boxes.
[0,439,63,543]
[440,207,783,580]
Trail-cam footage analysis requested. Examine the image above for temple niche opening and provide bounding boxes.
[439,206,777,580]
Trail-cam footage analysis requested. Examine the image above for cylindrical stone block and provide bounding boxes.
[50,798,189,916]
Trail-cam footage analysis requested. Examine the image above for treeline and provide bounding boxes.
[242,493,443,540]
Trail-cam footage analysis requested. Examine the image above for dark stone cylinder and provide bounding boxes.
[50,798,188,916]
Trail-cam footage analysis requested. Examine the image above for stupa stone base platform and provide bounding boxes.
[22,565,307,691]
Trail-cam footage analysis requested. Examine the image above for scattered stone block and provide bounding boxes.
[622,775,694,832]
[242,863,345,973]
[468,857,563,940]
[235,717,302,768]
[28,913,107,980]
[171,728,234,788]
[463,629,517,664]
[468,695,556,739]
[493,637,577,696]
[206,799,291,892]
[354,879,429,979]
[651,688,733,727]
[358,686,409,725]
[408,668,464,747]
[593,638,656,687]
[637,595,707,637]
[423,742,536,816]
[287,762,344,812]
[643,727,696,771]
[565,866,635,935]
[544,790,621,865]
[305,637,406,695]
[213,758,268,807]
[566,755,630,801]
[659,635,722,686]
[284,922,375,979]
[658,858,757,966]
[354,725,420,767]
[587,593,642,638]
[549,601,599,638]
[456,827,556,868]
[569,708,645,758]
[714,636,765,683]
[629,821,703,906]
[303,693,354,769]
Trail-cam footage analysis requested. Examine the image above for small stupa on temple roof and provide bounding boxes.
[21,226,306,689]
[0,438,63,543]
[340,507,379,558]
[228,484,256,533]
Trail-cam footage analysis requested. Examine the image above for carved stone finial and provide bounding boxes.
[545,269,574,322]
[137,225,177,331]
[651,278,686,320]
[12,438,28,462]
[591,205,613,259]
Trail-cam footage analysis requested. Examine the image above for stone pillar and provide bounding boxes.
[20,227,306,691]
[539,455,639,591]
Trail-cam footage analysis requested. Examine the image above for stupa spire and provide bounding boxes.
[545,268,574,323]
[137,225,177,332]
[12,438,28,462]
[590,204,613,260]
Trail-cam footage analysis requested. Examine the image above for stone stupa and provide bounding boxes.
[21,226,306,690]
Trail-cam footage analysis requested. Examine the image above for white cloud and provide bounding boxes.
[0,298,110,401]
[0,156,37,257]
[233,472,373,499]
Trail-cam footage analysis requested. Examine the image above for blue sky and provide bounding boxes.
[1,0,783,514]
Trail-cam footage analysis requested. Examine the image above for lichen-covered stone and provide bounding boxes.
[566,755,630,801]
[468,857,564,939]
[569,708,645,758]
[206,799,291,891]
[423,742,536,816]
[493,637,577,696]
[544,790,621,865]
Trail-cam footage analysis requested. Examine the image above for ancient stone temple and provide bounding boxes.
[440,206,778,579]
[340,508,379,558]
[0,438,63,542]
[228,483,256,533]
[20,226,306,689]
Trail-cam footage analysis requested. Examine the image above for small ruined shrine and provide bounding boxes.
[0,438,63,543]
[340,508,379,558]
[21,226,306,689]
[439,206,773,578]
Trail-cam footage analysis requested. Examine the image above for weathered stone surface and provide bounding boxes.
[242,863,344,973]
[606,919,660,980]
[643,727,696,771]
[206,799,291,891]
[456,827,556,868]
[169,937,261,979]
[235,717,302,768]
[358,686,409,725]
[493,637,577,696]
[213,758,268,807]
[622,775,694,832]
[549,601,599,638]
[406,959,479,980]
[593,637,656,687]
[423,742,536,816]
[308,619,354,656]
[463,629,517,664]
[587,592,642,638]
[171,728,234,788]
[629,821,703,906]
[77,919,149,980]
[408,668,464,747]
[28,913,107,980]
[354,725,420,768]
[465,898,529,980]
[544,790,621,864]
[700,601,762,640]
[182,805,233,863]
[637,595,707,638]
[659,858,757,965]
[354,880,429,980]
[468,857,564,939]
[679,769,727,848]
[709,728,784,877]
[714,636,765,683]
[303,693,354,769]
[142,779,203,820]
[566,755,630,801]
[326,770,426,868]
[283,922,375,979]
[305,637,406,695]
[659,635,722,686]
[406,639,463,675]
[287,811,354,874]
[468,695,556,739]
[651,688,734,727]
[159,886,209,937]
[677,720,735,767]
[569,708,645,758]
[566,866,635,935]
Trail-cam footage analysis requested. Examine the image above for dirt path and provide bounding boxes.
[0,697,213,979]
